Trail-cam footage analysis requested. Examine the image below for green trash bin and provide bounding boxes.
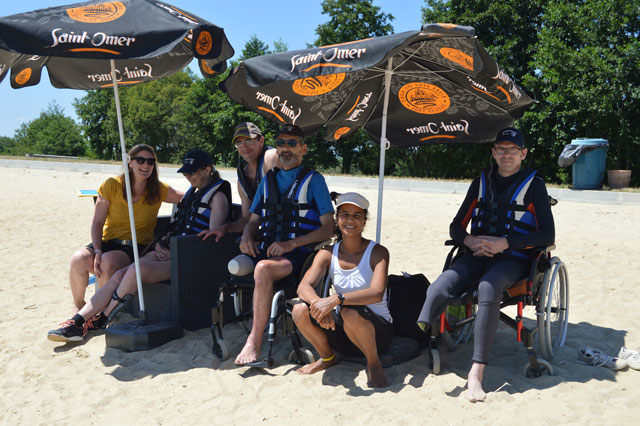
[571,138,608,189]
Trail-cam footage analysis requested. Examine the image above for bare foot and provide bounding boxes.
[296,356,338,374]
[467,362,486,402]
[234,338,261,365]
[367,364,389,388]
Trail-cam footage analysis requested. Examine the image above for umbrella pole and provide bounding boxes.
[375,58,393,243]
[110,59,146,321]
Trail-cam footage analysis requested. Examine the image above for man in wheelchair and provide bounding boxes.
[233,124,335,366]
[417,128,555,402]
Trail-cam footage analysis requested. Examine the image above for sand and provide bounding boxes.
[0,164,639,425]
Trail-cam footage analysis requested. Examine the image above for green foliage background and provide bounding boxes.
[2,0,638,186]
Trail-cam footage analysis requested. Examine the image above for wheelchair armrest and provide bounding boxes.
[444,239,463,247]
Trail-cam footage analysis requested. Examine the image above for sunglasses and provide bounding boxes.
[132,156,156,165]
[275,138,300,148]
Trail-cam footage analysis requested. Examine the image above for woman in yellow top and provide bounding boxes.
[68,144,182,314]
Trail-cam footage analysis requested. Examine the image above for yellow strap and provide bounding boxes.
[321,353,335,362]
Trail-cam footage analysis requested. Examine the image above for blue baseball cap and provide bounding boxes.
[495,127,525,147]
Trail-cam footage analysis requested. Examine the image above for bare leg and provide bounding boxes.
[69,247,95,313]
[235,258,292,365]
[76,268,127,320]
[340,307,389,388]
[96,251,130,288]
[467,362,486,402]
[102,253,171,317]
[291,303,337,374]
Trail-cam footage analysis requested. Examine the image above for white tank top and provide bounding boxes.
[330,240,392,322]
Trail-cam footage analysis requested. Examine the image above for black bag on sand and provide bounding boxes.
[388,273,430,347]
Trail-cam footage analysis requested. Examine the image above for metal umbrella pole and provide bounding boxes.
[110,59,146,321]
[375,58,393,243]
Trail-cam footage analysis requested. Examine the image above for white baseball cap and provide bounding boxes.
[335,192,369,210]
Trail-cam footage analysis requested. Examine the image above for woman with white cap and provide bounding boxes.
[292,192,392,388]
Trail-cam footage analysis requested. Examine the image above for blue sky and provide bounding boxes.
[0,0,427,137]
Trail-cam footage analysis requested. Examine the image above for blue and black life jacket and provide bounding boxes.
[470,168,539,259]
[170,178,232,236]
[258,166,321,253]
[237,146,271,202]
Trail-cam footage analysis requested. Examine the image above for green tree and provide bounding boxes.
[0,136,17,155]
[312,0,395,174]
[524,0,640,185]
[13,102,86,156]
[178,36,290,167]
[74,71,194,162]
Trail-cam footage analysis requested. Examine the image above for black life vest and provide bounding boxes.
[237,146,271,202]
[470,168,539,259]
[258,166,321,253]
[170,178,232,236]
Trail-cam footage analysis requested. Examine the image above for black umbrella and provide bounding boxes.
[221,23,533,241]
[0,0,234,349]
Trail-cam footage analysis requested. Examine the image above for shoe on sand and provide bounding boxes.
[47,320,87,343]
[617,347,640,371]
[579,347,626,370]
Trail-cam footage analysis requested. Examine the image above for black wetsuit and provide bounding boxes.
[418,167,555,364]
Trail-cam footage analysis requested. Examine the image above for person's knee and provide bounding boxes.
[253,260,283,285]
[340,307,364,325]
[291,303,310,323]
[70,247,92,270]
[477,281,502,304]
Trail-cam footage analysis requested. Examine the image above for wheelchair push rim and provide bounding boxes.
[537,257,569,361]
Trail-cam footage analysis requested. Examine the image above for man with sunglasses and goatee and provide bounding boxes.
[234,124,335,366]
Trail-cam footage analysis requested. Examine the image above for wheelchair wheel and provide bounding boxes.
[537,257,569,361]
[523,358,554,378]
[213,338,230,361]
[430,348,441,375]
[288,349,315,365]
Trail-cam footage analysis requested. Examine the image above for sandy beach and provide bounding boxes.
[1,163,639,425]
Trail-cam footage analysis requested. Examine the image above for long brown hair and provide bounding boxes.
[120,144,162,204]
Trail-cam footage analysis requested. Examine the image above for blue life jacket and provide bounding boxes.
[171,178,232,236]
[258,166,321,253]
[470,168,539,259]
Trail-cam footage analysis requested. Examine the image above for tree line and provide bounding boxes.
[1,0,638,186]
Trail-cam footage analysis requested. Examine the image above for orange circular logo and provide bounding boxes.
[15,68,32,86]
[334,127,351,140]
[67,2,126,23]
[292,73,345,96]
[201,59,216,75]
[196,31,213,56]
[440,48,474,71]
[398,82,450,115]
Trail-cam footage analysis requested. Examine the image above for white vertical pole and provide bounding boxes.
[375,58,393,243]
[110,59,146,315]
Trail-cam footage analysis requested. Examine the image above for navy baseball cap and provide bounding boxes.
[494,127,525,147]
[177,149,213,173]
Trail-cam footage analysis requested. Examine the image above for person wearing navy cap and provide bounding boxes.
[417,127,555,402]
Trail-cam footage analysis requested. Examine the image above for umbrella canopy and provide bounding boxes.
[0,0,233,88]
[0,0,234,322]
[222,23,533,145]
[221,23,534,240]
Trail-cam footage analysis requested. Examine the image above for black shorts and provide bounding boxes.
[311,305,394,356]
[87,240,148,263]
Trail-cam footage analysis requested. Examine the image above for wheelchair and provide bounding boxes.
[428,240,569,378]
[210,241,331,368]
